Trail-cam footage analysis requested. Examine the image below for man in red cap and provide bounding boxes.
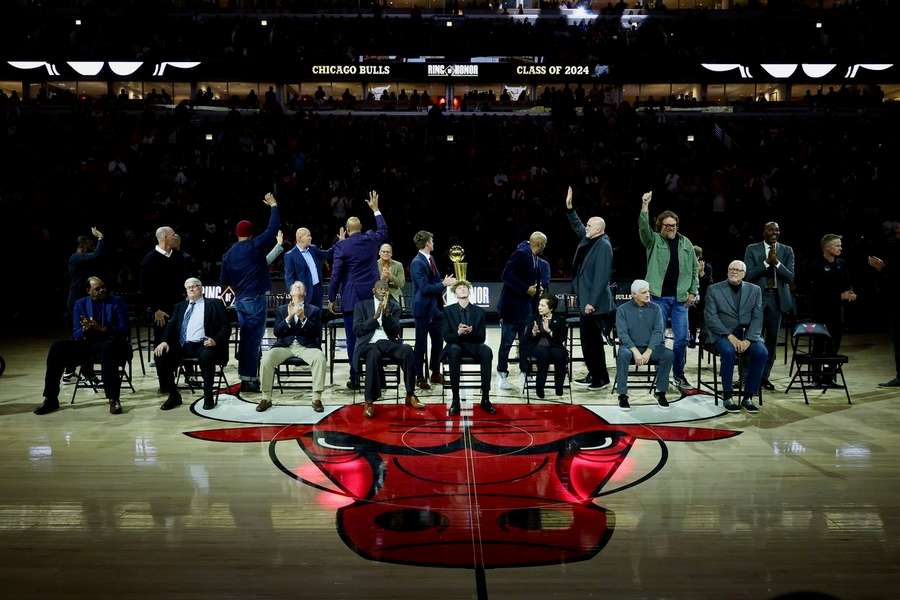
[221,192,280,393]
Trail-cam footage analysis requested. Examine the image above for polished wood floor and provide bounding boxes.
[1,330,899,600]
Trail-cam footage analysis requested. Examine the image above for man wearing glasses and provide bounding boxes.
[639,191,700,388]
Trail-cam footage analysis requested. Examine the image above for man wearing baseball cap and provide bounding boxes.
[221,192,280,393]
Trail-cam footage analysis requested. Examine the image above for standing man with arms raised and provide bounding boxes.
[743,222,795,390]
[638,191,699,388]
[221,192,280,393]
[565,186,613,390]
[327,191,388,389]
[284,226,340,309]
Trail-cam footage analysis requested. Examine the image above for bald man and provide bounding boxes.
[140,225,188,347]
[284,226,338,309]
[566,186,613,390]
[496,231,548,390]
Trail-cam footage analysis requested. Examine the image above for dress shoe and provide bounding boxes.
[430,372,445,385]
[761,378,776,391]
[416,377,432,391]
[878,377,900,388]
[202,396,216,410]
[311,398,324,413]
[618,394,631,411]
[109,400,123,415]
[364,402,375,418]
[346,379,361,390]
[34,399,60,416]
[741,398,760,414]
[656,392,669,408]
[160,392,183,411]
[535,387,545,399]
[240,380,261,394]
[405,393,425,410]
[480,400,497,414]
[256,398,273,412]
[448,403,461,417]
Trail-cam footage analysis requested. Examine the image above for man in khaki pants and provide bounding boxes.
[258,282,326,412]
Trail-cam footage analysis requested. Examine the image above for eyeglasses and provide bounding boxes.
[661,223,678,229]
[727,268,746,273]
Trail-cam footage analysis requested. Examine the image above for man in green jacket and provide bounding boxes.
[638,191,700,388]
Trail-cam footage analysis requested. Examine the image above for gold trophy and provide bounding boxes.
[449,245,467,281]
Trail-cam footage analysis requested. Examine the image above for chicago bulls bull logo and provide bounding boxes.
[186,389,738,576]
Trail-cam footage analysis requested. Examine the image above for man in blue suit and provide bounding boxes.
[35,276,131,416]
[327,191,388,388]
[283,226,339,309]
[496,232,547,390]
[410,230,457,389]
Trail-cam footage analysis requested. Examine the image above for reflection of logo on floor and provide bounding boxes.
[186,390,738,570]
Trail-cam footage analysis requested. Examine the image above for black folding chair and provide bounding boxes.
[785,323,851,405]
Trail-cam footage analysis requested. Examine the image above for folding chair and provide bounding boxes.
[71,354,136,404]
[784,323,851,405]
[696,338,763,406]
[440,354,487,403]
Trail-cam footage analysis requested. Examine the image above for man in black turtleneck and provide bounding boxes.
[704,260,768,414]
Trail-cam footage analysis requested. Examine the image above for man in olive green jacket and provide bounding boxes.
[638,191,700,387]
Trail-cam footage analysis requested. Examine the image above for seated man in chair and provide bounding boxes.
[614,279,673,411]
[154,277,230,411]
[442,280,495,416]
[258,281,326,413]
[353,280,423,418]
[704,260,768,414]
[35,276,131,415]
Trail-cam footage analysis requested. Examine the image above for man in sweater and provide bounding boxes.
[141,226,188,349]
[221,192,280,393]
[638,191,699,389]
[614,280,673,410]
[565,186,613,390]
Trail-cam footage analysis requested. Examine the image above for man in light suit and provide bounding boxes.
[496,232,547,390]
[565,186,613,390]
[442,281,495,416]
[284,226,339,309]
[327,191,388,388]
[410,230,456,390]
[154,277,231,411]
[353,280,423,418]
[743,222,795,391]
[704,260,768,413]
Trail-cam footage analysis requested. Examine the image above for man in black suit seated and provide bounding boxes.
[35,276,131,416]
[154,277,230,411]
[353,280,423,418]
[441,280,496,416]
[257,281,326,413]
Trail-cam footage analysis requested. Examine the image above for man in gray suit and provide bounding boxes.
[704,260,768,413]
[743,222,795,391]
[565,186,613,390]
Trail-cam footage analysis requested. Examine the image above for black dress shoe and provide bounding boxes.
[202,396,216,410]
[34,400,60,415]
[761,379,776,391]
[160,392,183,411]
[535,388,545,399]
[480,401,497,414]
[109,400,123,415]
[448,403,461,416]
[240,381,261,394]
[346,379,361,390]
[878,377,900,388]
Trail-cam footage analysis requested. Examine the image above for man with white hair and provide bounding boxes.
[154,278,231,411]
[704,260,768,413]
[141,225,189,348]
[614,280,674,410]
[565,186,613,390]
[257,281,327,413]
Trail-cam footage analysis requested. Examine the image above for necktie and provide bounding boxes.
[429,255,438,276]
[180,302,195,345]
[461,307,468,326]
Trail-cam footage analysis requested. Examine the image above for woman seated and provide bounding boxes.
[528,294,569,398]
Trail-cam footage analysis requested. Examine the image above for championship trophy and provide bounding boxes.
[448,245,467,282]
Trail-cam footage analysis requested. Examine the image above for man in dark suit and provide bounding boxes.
[258,281,326,413]
[284,226,338,309]
[328,191,388,388]
[565,186,613,390]
[496,232,547,390]
[154,277,231,411]
[442,281,495,416]
[743,222,795,390]
[35,276,131,416]
[704,260,768,413]
[353,280,423,418]
[410,230,457,390]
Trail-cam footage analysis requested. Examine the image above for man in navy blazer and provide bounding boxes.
[35,276,131,416]
[495,232,547,390]
[410,230,456,389]
[704,260,768,413]
[284,226,338,309]
[327,191,388,388]
[743,222,795,390]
